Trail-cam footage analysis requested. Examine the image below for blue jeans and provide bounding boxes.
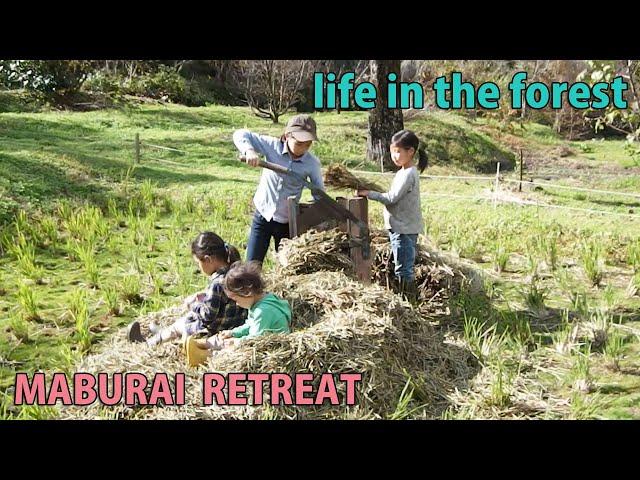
[246,212,290,263]
[389,231,418,281]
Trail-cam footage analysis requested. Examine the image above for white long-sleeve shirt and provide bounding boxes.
[367,166,424,234]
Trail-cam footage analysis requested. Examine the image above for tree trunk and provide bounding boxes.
[367,60,404,171]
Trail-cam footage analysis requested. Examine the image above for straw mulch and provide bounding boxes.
[276,228,484,316]
[59,273,475,420]
[323,164,384,192]
[59,230,482,420]
[275,229,352,276]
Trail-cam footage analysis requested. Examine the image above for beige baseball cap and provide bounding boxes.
[285,114,318,142]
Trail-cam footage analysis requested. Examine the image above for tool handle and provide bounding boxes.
[239,154,290,175]
[239,154,366,229]
[257,159,291,176]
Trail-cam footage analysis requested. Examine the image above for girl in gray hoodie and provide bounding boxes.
[357,130,428,300]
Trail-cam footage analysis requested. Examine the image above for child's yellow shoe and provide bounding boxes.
[185,337,210,367]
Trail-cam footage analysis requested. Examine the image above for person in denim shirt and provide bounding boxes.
[233,114,325,263]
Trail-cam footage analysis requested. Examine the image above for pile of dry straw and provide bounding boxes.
[323,164,384,192]
[61,230,482,419]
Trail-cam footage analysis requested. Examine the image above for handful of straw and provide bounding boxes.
[324,164,384,192]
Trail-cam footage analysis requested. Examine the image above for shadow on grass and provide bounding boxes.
[1,149,252,207]
[539,188,640,210]
[132,106,253,129]
[412,116,516,173]
[597,384,635,394]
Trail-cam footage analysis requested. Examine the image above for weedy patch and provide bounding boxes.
[121,273,144,305]
[603,330,626,372]
[569,345,595,393]
[17,282,40,322]
[463,314,508,364]
[69,288,91,353]
[627,239,640,272]
[9,313,31,343]
[10,232,45,283]
[518,275,549,319]
[580,238,604,287]
[492,242,510,273]
[102,286,121,316]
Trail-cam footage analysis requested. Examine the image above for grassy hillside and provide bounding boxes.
[1,103,639,419]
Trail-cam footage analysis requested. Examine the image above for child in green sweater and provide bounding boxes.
[185,261,291,366]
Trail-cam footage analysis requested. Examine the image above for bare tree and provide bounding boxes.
[233,60,312,123]
[618,60,640,139]
[367,60,404,170]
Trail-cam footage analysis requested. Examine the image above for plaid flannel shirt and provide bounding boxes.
[184,268,247,334]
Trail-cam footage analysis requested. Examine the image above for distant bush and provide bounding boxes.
[124,65,185,101]
[0,89,47,113]
[83,65,221,106]
[1,60,95,99]
[83,71,122,96]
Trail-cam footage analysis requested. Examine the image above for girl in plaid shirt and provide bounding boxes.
[127,232,247,346]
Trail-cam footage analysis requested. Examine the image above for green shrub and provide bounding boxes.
[124,66,186,102]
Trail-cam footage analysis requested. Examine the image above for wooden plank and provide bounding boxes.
[336,197,349,233]
[298,202,332,233]
[347,197,371,284]
[289,197,343,237]
[288,195,371,283]
[288,196,300,238]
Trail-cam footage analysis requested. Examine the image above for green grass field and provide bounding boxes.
[1,101,639,419]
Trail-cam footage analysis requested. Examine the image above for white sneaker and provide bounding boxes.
[149,321,160,334]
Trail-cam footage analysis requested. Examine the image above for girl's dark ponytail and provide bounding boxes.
[191,232,239,267]
[391,129,428,173]
[226,244,241,264]
[417,143,428,173]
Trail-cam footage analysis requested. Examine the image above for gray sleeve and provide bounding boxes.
[367,170,413,206]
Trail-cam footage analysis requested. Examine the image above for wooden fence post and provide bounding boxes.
[519,149,523,192]
[493,162,501,209]
[135,133,141,164]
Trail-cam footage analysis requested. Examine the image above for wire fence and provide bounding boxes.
[351,166,640,219]
[131,133,640,220]
[421,192,640,219]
